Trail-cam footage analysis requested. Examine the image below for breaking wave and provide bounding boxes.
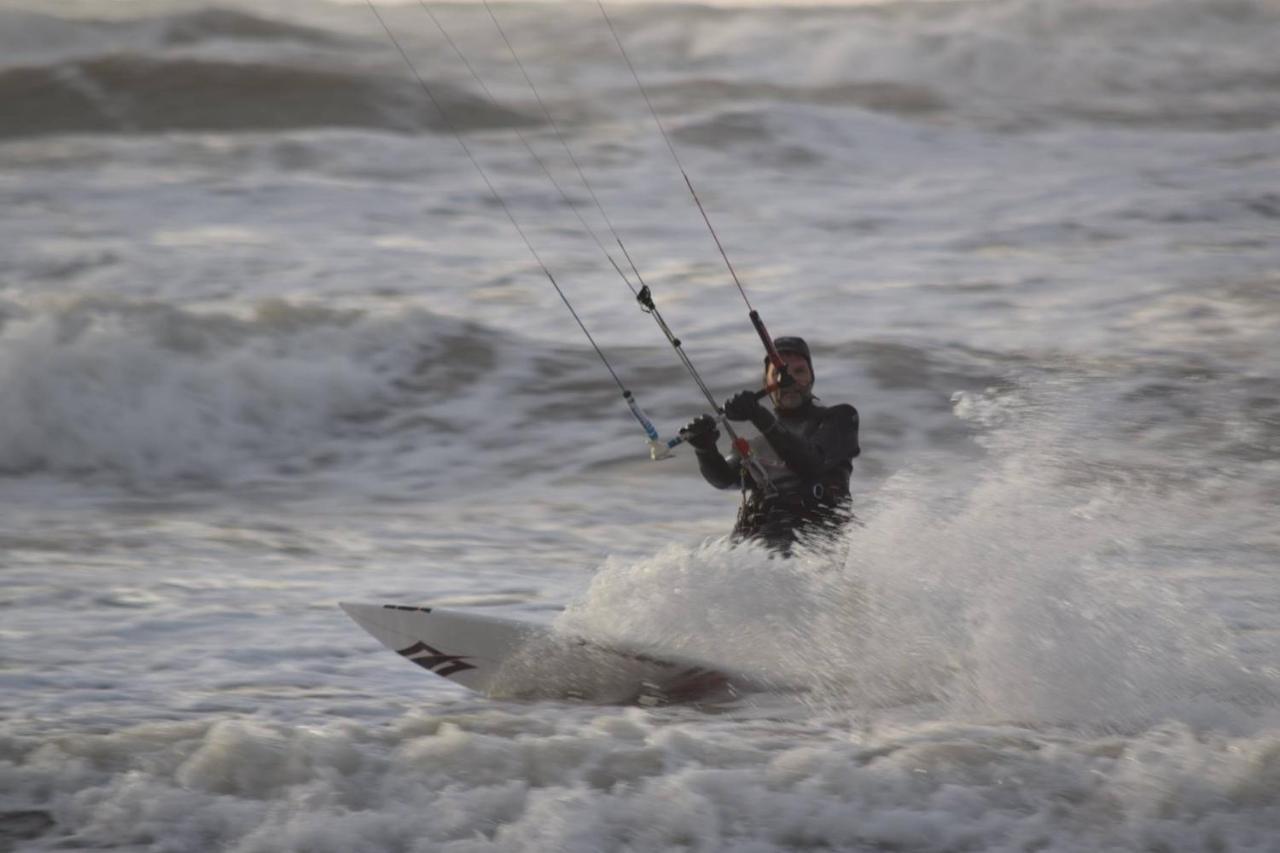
[0,297,693,491]
[2,0,1279,140]
[621,0,1280,130]
[0,298,503,488]
[0,55,538,139]
[0,6,348,55]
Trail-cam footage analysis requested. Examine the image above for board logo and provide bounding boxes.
[396,640,476,678]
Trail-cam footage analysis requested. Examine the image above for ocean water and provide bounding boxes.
[2,0,1279,850]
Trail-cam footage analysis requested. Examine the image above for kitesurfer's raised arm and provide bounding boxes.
[682,414,741,489]
[722,395,860,484]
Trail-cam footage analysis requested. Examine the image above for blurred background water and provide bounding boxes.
[1,0,1279,850]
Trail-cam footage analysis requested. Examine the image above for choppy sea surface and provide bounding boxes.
[2,0,1279,850]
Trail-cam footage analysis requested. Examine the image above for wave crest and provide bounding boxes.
[0,55,539,139]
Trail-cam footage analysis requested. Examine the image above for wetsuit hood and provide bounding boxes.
[766,336,812,369]
[763,337,816,410]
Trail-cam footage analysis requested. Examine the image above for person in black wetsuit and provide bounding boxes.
[682,337,860,553]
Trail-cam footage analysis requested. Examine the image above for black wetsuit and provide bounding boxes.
[693,400,860,552]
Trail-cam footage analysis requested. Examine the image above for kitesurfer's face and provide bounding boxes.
[767,351,813,410]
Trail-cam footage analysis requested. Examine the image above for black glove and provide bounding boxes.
[722,390,765,423]
[680,414,720,451]
[724,389,778,432]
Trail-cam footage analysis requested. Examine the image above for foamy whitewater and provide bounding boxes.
[2,0,1279,849]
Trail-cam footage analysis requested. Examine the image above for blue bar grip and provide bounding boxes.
[623,390,661,442]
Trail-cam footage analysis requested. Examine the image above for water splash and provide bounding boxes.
[562,382,1279,731]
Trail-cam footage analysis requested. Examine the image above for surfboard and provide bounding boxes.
[340,602,771,706]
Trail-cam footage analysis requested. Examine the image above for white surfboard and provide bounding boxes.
[340,602,778,705]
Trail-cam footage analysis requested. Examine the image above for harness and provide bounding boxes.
[733,405,851,546]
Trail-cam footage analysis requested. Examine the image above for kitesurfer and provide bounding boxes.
[682,337,859,553]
